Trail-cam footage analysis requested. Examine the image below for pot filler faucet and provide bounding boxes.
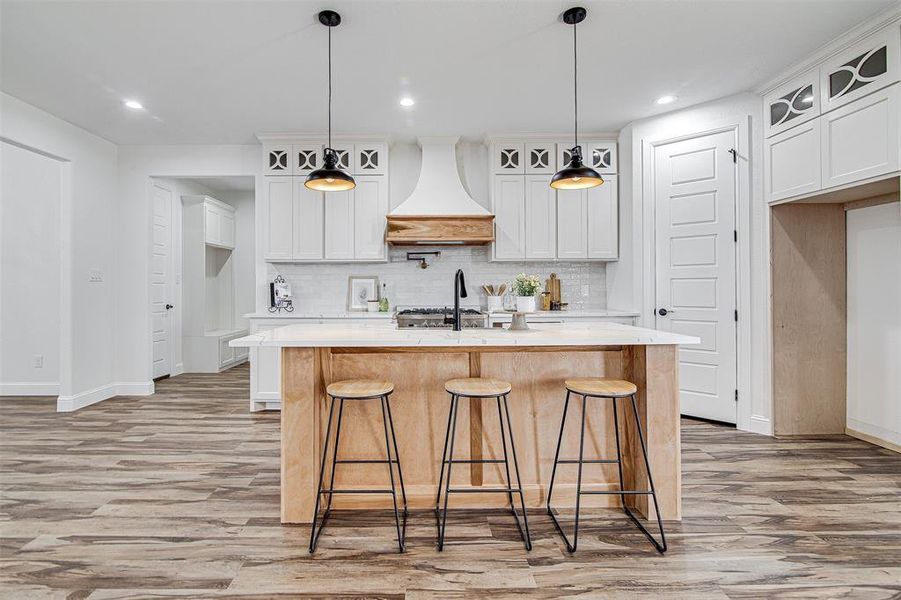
[445,269,468,331]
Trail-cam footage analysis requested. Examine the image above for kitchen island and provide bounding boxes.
[231,321,698,524]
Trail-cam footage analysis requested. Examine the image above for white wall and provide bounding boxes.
[846,201,901,447]
[613,92,771,434]
[0,141,61,394]
[0,92,119,410]
[116,146,260,389]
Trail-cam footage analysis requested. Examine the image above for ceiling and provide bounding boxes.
[1,0,893,145]
[180,176,256,194]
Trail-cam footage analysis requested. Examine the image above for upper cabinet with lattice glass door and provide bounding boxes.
[764,69,821,138]
[556,141,617,175]
[263,144,292,176]
[820,26,900,113]
[353,143,388,175]
[492,142,525,174]
[524,143,556,175]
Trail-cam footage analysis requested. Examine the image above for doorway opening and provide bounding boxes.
[148,176,255,379]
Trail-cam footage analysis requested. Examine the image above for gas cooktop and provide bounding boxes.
[395,307,488,328]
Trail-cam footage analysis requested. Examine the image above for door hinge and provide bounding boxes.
[734,229,738,242]
[734,309,738,322]
[728,148,738,163]
[734,389,739,402]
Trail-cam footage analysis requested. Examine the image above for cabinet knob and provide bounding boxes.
[657,308,671,316]
[165,304,174,310]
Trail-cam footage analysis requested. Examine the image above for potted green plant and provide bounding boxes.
[511,273,541,313]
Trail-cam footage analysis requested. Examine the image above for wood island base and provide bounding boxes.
[280,344,681,524]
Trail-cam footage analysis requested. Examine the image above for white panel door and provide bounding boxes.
[765,120,821,203]
[324,189,354,260]
[524,175,556,259]
[557,188,587,259]
[292,180,323,260]
[493,175,525,259]
[587,174,618,259]
[151,182,173,379]
[821,84,899,189]
[353,175,388,260]
[265,178,293,260]
[654,129,737,423]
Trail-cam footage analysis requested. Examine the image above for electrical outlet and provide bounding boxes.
[33,355,43,369]
[89,268,103,282]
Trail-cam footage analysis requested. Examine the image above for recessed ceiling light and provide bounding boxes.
[399,96,415,107]
[655,95,677,105]
[124,100,145,110]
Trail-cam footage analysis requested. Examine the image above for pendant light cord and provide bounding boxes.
[327,24,332,151]
[573,17,578,150]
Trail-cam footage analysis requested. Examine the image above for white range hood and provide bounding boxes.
[386,136,494,245]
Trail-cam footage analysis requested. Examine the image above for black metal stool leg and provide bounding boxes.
[500,394,532,551]
[623,393,667,553]
[309,395,338,553]
[324,398,346,513]
[437,394,460,551]
[384,393,408,535]
[547,393,587,552]
[435,393,456,537]
[496,396,514,508]
[546,390,571,513]
[380,395,405,552]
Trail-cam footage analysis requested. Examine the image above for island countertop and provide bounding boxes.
[230,321,699,348]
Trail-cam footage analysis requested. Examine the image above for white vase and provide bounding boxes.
[515,295,536,313]
[486,296,504,312]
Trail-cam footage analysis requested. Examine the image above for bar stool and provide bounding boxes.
[309,380,407,553]
[435,378,532,551]
[546,378,667,553]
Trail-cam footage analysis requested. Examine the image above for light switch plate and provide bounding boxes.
[89,268,103,282]
[33,355,43,368]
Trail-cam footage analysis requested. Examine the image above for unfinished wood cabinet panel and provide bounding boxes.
[771,203,847,435]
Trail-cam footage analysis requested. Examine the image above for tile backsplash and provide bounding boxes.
[265,246,606,313]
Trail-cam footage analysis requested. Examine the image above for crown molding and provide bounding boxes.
[756,4,901,95]
[482,131,619,144]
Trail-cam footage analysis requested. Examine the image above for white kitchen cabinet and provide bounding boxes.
[587,174,618,259]
[820,26,900,113]
[821,84,899,189]
[293,143,322,175]
[557,188,588,259]
[493,175,526,259]
[764,68,820,138]
[201,199,235,250]
[524,175,556,259]
[557,141,618,174]
[492,142,525,174]
[292,179,324,260]
[354,143,388,175]
[329,144,353,172]
[765,120,822,203]
[525,142,556,174]
[264,178,294,260]
[353,176,389,260]
[263,144,292,176]
[324,189,355,260]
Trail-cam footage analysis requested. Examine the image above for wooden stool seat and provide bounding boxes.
[445,377,512,397]
[327,380,394,399]
[564,378,637,397]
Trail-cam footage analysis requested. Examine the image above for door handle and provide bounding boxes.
[657,308,672,316]
[165,304,174,310]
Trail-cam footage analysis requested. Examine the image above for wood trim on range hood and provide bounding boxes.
[386,215,495,246]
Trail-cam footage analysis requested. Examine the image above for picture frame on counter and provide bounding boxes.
[347,275,379,311]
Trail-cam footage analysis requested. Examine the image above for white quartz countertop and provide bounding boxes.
[230,321,698,348]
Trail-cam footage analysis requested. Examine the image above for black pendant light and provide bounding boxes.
[305,10,356,192]
[550,7,604,191]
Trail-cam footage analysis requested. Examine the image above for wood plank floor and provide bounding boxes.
[2,365,900,599]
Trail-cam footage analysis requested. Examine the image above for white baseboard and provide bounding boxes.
[56,381,154,412]
[846,418,901,451]
[747,415,772,436]
[0,382,60,396]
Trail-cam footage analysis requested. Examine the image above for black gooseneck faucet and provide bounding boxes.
[452,269,467,331]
